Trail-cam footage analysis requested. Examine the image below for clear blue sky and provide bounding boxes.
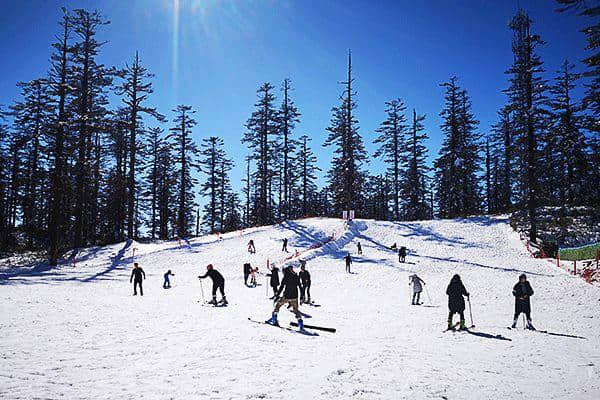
[0,0,590,198]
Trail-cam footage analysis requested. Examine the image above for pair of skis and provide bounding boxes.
[248,318,336,334]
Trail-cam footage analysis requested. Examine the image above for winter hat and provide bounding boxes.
[206,264,213,270]
[519,273,527,280]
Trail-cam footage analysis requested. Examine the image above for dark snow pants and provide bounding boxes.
[212,281,225,297]
[134,279,143,296]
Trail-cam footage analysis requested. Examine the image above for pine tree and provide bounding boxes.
[296,135,320,217]
[324,50,367,216]
[200,136,226,233]
[434,77,482,218]
[505,10,547,242]
[278,78,301,220]
[145,126,164,239]
[373,99,407,220]
[117,51,163,239]
[489,106,514,212]
[242,83,279,225]
[403,109,430,220]
[217,156,234,232]
[169,105,199,238]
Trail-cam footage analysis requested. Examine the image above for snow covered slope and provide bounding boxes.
[1,216,599,399]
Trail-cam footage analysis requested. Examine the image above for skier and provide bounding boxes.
[398,246,407,263]
[243,263,253,286]
[446,274,469,330]
[130,262,146,296]
[198,264,228,305]
[345,252,352,273]
[163,269,174,289]
[266,266,304,330]
[267,263,280,299]
[299,263,311,304]
[357,242,362,255]
[247,239,256,254]
[511,274,535,330]
[282,238,288,252]
[409,274,425,305]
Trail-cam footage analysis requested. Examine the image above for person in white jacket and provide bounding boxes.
[409,274,426,305]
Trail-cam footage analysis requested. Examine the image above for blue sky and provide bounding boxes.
[0,0,591,197]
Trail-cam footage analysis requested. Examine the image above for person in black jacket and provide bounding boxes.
[198,264,227,305]
[267,263,280,299]
[446,274,469,330]
[282,238,288,252]
[266,266,303,329]
[299,263,311,304]
[398,246,407,263]
[243,263,252,286]
[512,274,535,330]
[130,262,146,296]
[345,253,352,273]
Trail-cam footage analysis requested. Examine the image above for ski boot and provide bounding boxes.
[459,319,467,330]
[266,312,279,326]
[526,320,536,331]
[220,296,228,305]
[297,318,304,331]
[208,297,218,305]
[447,317,454,330]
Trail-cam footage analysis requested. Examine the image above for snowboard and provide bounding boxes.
[247,318,318,336]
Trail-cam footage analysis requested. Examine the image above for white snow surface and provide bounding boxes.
[1,216,600,399]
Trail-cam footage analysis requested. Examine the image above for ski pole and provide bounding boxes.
[199,278,205,303]
[467,296,474,327]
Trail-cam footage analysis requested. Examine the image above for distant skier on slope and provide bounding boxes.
[247,239,256,254]
[390,243,397,250]
[446,274,469,330]
[243,263,253,286]
[198,264,228,305]
[282,238,288,252]
[409,274,425,305]
[267,263,280,299]
[299,263,311,304]
[266,266,304,330]
[398,246,407,263]
[130,262,146,296]
[345,253,352,273]
[163,269,174,289]
[357,242,362,255]
[512,274,535,330]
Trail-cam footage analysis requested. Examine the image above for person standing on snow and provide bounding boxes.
[282,238,288,252]
[446,274,469,330]
[266,266,304,329]
[267,263,280,299]
[247,239,256,254]
[345,253,352,273]
[299,263,311,304]
[357,242,362,255]
[130,262,146,296]
[163,269,174,289]
[409,274,425,305]
[198,264,228,305]
[398,246,407,263]
[243,263,253,286]
[512,274,535,330]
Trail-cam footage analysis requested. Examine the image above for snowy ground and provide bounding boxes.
[1,216,599,399]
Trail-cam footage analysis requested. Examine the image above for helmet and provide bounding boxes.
[206,264,213,270]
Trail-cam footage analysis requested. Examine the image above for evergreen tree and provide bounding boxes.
[296,135,320,217]
[489,106,514,212]
[144,126,164,239]
[278,78,301,220]
[373,99,407,220]
[242,83,279,225]
[200,136,227,233]
[324,50,367,216]
[403,109,430,220]
[169,105,199,238]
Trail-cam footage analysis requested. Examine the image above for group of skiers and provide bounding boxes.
[266,260,312,329]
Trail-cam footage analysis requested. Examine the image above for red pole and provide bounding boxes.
[556,251,560,268]
[574,260,577,275]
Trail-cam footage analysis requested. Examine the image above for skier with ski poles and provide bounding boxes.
[398,246,407,263]
[409,274,425,305]
[266,265,304,330]
[198,264,228,305]
[266,263,280,299]
[130,262,146,296]
[282,238,288,252]
[299,262,311,304]
[345,252,352,273]
[163,269,174,289]
[446,274,470,330]
[511,273,535,330]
